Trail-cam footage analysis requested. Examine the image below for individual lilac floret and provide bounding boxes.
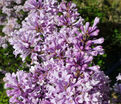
[116,73,121,81]
[80,17,100,37]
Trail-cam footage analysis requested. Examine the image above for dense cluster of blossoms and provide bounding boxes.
[3,0,111,104]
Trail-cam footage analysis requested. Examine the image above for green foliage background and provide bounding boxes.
[0,0,121,103]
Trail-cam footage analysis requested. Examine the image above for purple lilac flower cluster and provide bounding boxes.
[4,0,111,104]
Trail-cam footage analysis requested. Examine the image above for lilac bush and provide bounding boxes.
[2,0,121,104]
